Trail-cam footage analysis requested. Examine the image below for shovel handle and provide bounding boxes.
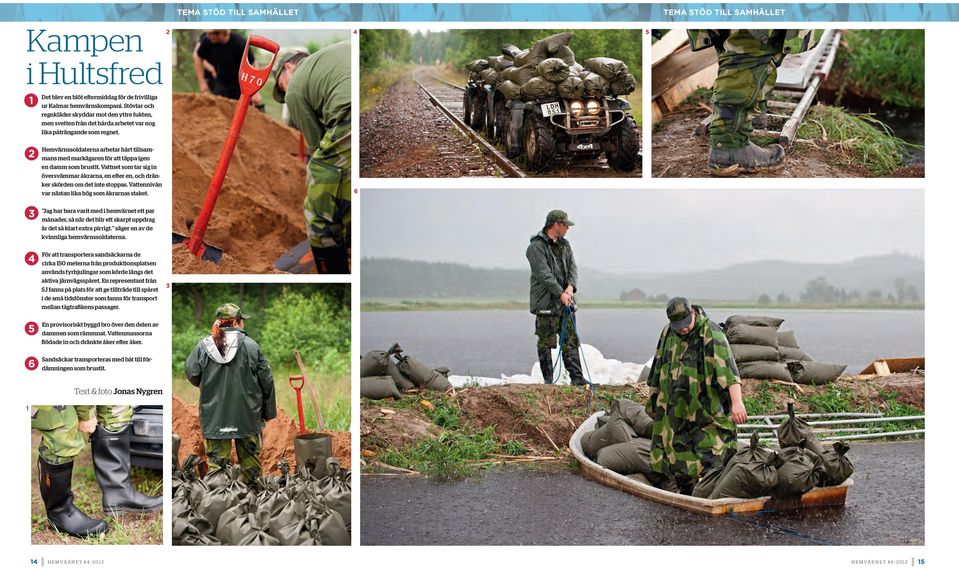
[289,375,304,390]
[185,35,280,259]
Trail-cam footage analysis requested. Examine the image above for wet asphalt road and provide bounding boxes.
[361,441,924,546]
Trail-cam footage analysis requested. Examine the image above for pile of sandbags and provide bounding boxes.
[580,399,656,482]
[172,453,351,546]
[723,315,847,385]
[463,33,637,102]
[359,343,452,399]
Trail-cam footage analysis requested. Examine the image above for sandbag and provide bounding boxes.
[569,62,584,76]
[726,315,785,328]
[510,64,538,85]
[778,330,800,348]
[584,57,628,81]
[488,55,513,72]
[737,360,792,381]
[359,343,401,377]
[557,76,585,99]
[580,415,636,459]
[778,346,813,362]
[216,493,258,545]
[520,76,558,98]
[537,58,570,83]
[788,361,847,385]
[469,71,483,82]
[609,398,654,438]
[582,72,608,96]
[465,59,490,73]
[513,49,543,68]
[497,80,522,100]
[360,376,403,400]
[730,344,780,363]
[725,324,780,347]
[533,32,573,57]
[235,509,279,546]
[691,466,724,498]
[817,441,854,486]
[709,433,782,499]
[553,44,577,66]
[772,442,820,498]
[596,438,652,475]
[479,68,499,85]
[173,517,220,545]
[501,44,521,59]
[294,432,332,477]
[609,73,637,96]
[776,403,823,454]
[197,464,247,533]
[387,358,415,390]
[396,355,452,391]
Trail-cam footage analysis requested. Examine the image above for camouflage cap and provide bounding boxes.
[546,209,574,226]
[215,303,250,320]
[271,50,309,104]
[666,297,692,331]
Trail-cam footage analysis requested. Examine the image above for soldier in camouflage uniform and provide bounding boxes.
[272,41,351,274]
[645,298,748,494]
[32,405,162,537]
[526,210,589,386]
[186,303,276,484]
[688,29,816,171]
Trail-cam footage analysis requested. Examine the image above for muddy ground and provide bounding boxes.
[172,394,351,475]
[651,102,923,178]
[172,93,308,274]
[361,373,924,460]
[360,76,500,178]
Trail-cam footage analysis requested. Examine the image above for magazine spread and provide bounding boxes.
[1,2,948,566]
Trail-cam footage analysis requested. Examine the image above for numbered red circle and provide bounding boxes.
[25,206,39,220]
[25,147,39,160]
[25,357,39,371]
[25,322,39,335]
[24,93,38,107]
[24,251,39,265]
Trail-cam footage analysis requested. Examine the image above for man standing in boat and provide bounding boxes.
[645,297,748,494]
[526,210,589,386]
[687,29,816,172]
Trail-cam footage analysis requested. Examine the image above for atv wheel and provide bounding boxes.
[469,91,486,130]
[493,99,508,143]
[605,115,640,171]
[462,89,472,124]
[524,112,556,172]
[504,108,522,159]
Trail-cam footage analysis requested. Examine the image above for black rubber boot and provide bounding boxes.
[537,347,554,384]
[311,245,350,274]
[563,349,590,386]
[707,141,784,170]
[91,424,162,516]
[38,458,109,538]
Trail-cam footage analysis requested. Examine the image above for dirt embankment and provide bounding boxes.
[651,102,922,178]
[172,93,307,274]
[361,374,924,459]
[360,76,500,178]
[173,394,350,474]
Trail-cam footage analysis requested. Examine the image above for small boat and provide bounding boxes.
[859,356,924,376]
[569,413,852,516]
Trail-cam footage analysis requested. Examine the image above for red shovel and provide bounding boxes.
[173,35,281,263]
[289,375,307,435]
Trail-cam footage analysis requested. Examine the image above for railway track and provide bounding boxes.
[414,71,642,178]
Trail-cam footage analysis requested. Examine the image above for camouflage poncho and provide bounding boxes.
[645,307,741,483]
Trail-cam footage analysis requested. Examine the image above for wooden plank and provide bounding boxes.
[652,45,717,98]
[859,357,924,375]
[652,29,690,66]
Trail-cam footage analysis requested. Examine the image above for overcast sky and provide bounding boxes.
[361,188,923,274]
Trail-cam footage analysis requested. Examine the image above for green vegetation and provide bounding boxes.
[743,382,779,416]
[839,30,924,108]
[797,104,916,176]
[172,283,351,431]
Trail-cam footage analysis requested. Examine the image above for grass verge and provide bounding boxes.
[361,65,412,113]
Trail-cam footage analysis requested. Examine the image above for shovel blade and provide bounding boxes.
[173,233,224,265]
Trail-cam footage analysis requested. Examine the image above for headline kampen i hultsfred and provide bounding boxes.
[26,29,161,85]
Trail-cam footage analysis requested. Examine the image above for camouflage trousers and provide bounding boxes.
[33,405,133,465]
[305,122,351,249]
[205,434,262,484]
[650,417,737,490]
[535,313,580,352]
[710,30,784,149]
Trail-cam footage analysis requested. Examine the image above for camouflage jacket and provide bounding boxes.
[526,230,577,315]
[285,41,351,155]
[688,29,816,56]
[645,306,741,475]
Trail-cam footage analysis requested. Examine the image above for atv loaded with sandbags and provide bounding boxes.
[465,33,640,173]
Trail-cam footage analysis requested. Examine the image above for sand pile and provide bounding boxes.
[173,394,350,474]
[172,93,307,274]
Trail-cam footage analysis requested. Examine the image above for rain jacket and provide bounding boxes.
[526,230,577,315]
[185,328,276,440]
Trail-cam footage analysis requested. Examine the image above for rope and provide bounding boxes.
[552,304,595,415]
